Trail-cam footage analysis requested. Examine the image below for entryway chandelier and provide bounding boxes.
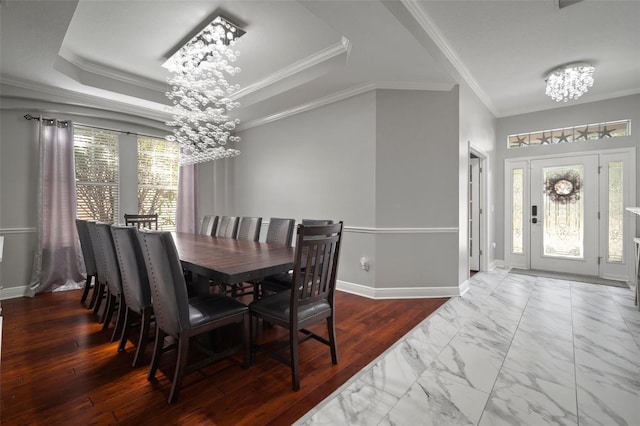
[164,16,244,165]
[545,62,594,103]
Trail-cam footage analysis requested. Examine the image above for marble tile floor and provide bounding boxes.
[295,268,640,426]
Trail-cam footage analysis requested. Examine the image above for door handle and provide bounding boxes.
[532,218,538,224]
[532,205,537,216]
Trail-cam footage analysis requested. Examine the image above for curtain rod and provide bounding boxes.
[23,114,166,140]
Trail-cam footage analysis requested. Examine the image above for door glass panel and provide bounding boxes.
[608,161,623,262]
[512,168,524,254]
[542,165,584,258]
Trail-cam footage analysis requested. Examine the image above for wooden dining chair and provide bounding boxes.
[95,222,127,342]
[75,219,97,306]
[199,215,218,236]
[138,229,250,403]
[111,225,154,367]
[124,213,158,230]
[215,216,239,238]
[260,218,330,297]
[253,218,296,298]
[249,222,343,391]
[301,219,334,226]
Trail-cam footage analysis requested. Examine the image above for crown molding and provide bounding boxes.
[400,0,499,117]
[231,37,351,102]
[237,82,376,131]
[0,75,171,123]
[237,79,454,131]
[58,50,168,93]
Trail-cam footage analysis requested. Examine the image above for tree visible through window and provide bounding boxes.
[137,136,179,230]
[74,127,179,230]
[74,126,119,223]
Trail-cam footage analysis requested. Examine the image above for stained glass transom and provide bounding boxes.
[508,120,629,149]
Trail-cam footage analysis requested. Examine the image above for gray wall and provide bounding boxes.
[216,88,465,295]
[494,94,640,262]
[232,91,377,289]
[374,88,459,290]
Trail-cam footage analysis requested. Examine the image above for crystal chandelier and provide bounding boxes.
[163,16,244,165]
[545,63,594,103]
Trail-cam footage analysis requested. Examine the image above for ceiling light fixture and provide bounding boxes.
[163,16,244,165]
[545,62,594,103]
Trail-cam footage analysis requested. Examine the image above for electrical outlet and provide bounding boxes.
[360,257,370,271]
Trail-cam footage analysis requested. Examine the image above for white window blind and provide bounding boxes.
[74,126,119,223]
[137,136,179,231]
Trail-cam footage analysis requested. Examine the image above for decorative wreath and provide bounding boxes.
[544,170,582,204]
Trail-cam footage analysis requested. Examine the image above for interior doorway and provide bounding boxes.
[469,154,481,272]
[468,145,488,276]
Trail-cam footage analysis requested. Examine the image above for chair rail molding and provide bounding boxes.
[0,227,36,234]
[345,226,458,234]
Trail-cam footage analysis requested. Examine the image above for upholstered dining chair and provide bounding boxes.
[95,222,127,342]
[199,215,218,236]
[86,220,107,317]
[236,217,262,242]
[249,222,343,391]
[215,216,239,238]
[110,225,154,367]
[75,219,97,306]
[124,213,158,230]
[227,216,263,297]
[138,229,250,403]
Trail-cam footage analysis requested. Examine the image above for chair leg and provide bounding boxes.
[148,326,165,381]
[242,313,250,368]
[101,291,114,328]
[133,308,151,367]
[80,275,93,304]
[110,294,126,342]
[93,282,105,316]
[327,316,338,364]
[118,308,132,352]
[88,276,100,309]
[290,327,300,391]
[250,315,257,365]
[168,334,190,404]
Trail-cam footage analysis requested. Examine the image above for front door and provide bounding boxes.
[530,155,599,275]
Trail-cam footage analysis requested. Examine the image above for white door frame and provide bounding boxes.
[504,147,636,282]
[469,144,489,273]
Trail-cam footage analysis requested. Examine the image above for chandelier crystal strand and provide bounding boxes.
[545,63,594,103]
[164,17,242,165]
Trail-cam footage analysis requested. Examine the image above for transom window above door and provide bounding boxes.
[507,119,629,149]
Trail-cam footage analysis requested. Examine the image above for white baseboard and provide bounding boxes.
[1,285,29,300]
[337,280,461,299]
[489,259,504,270]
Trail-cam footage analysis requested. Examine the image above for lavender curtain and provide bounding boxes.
[28,118,84,296]
[176,164,198,233]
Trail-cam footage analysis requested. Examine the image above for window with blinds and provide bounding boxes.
[74,126,119,223]
[137,136,179,231]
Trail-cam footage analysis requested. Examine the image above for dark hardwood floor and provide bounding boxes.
[1,289,447,425]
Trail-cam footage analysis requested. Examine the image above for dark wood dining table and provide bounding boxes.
[171,232,295,296]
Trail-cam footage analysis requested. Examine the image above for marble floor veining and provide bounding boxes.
[295,268,640,426]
